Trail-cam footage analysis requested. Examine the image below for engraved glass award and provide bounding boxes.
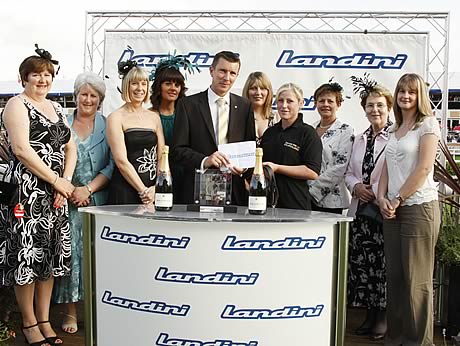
[187,168,236,212]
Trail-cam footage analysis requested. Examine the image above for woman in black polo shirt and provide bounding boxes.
[260,83,322,210]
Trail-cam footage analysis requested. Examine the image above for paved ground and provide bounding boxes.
[4,304,452,345]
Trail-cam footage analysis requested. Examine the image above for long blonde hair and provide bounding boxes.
[392,73,432,130]
[242,71,274,120]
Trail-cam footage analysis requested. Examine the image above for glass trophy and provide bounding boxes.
[187,168,236,213]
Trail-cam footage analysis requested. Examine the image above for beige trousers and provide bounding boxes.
[383,200,440,346]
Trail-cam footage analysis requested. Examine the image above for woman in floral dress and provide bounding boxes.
[346,82,393,340]
[107,64,165,205]
[309,81,354,214]
[0,47,76,345]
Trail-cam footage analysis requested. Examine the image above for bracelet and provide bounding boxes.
[85,184,93,195]
[64,175,72,182]
[51,172,59,186]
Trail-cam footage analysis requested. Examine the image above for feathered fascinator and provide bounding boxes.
[34,44,60,75]
[327,77,344,93]
[149,50,200,81]
[118,60,138,79]
[350,72,378,98]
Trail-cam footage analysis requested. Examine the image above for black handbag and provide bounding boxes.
[355,201,383,225]
[0,110,18,205]
[0,180,18,205]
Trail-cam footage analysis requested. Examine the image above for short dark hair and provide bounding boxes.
[150,67,186,112]
[19,56,55,87]
[211,51,241,69]
[313,83,344,105]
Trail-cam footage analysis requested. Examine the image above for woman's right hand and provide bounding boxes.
[378,197,396,219]
[53,177,75,199]
[354,183,375,202]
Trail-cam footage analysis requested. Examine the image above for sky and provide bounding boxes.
[0,0,456,84]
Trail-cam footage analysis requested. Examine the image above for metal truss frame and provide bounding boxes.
[84,11,450,134]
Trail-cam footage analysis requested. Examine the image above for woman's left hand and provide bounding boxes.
[263,162,278,173]
[139,186,155,204]
[70,186,91,206]
[53,192,67,209]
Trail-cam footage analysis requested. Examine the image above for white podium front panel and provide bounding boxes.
[93,214,336,346]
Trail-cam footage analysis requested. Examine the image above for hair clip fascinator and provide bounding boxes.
[118,60,138,79]
[149,50,200,81]
[327,77,344,93]
[34,44,60,75]
[350,72,378,98]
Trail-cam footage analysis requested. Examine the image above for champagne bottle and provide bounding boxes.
[155,145,173,211]
[248,147,267,215]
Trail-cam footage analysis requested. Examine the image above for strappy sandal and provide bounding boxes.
[21,323,49,346]
[37,321,63,345]
[61,313,78,334]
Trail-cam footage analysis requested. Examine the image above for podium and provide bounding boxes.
[80,205,351,346]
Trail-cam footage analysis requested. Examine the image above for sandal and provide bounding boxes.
[61,313,78,334]
[21,323,49,346]
[37,321,63,345]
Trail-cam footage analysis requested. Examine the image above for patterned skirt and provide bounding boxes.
[347,216,386,309]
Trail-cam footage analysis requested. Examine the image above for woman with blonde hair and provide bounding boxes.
[107,63,165,205]
[260,82,322,210]
[242,72,279,145]
[378,73,440,345]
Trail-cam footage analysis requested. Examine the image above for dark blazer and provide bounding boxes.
[171,90,256,205]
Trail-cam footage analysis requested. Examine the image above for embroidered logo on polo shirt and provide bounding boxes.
[284,142,300,151]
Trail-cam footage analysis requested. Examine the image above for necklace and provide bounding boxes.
[319,123,333,129]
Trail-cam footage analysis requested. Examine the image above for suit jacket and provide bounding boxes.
[171,90,256,205]
[68,111,114,206]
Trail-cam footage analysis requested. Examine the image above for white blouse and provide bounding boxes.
[309,119,354,209]
[385,116,440,206]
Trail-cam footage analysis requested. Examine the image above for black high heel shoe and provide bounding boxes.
[21,323,49,346]
[37,321,63,345]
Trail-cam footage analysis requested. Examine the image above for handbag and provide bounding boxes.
[0,110,18,205]
[0,180,19,205]
[354,142,387,225]
[355,201,383,225]
[0,110,10,162]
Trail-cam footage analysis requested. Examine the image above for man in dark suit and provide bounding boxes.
[171,51,256,205]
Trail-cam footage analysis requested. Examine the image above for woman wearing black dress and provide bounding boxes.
[107,63,165,205]
[0,46,76,345]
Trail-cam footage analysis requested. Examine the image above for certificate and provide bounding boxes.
[218,141,256,169]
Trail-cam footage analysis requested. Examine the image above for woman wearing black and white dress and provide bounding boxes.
[0,46,76,346]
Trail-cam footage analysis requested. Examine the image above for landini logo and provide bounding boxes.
[155,267,259,285]
[118,47,214,68]
[221,235,326,250]
[100,226,190,249]
[156,333,259,346]
[276,50,408,69]
[102,290,190,316]
[221,304,324,319]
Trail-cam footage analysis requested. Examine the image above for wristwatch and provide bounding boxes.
[395,193,404,204]
[85,184,93,196]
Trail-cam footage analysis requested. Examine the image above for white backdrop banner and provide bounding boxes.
[103,31,427,133]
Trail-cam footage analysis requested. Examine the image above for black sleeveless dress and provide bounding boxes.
[107,129,158,204]
[0,98,72,286]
